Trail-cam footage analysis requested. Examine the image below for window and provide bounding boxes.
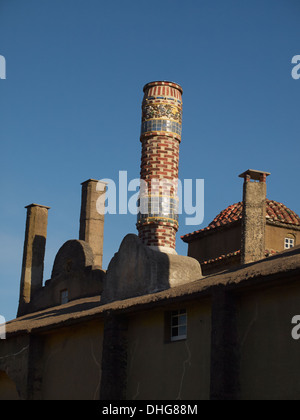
[60,289,69,305]
[171,309,187,342]
[285,237,295,250]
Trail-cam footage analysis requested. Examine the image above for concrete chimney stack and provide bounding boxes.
[18,204,50,316]
[79,179,106,268]
[137,81,183,254]
[239,169,271,265]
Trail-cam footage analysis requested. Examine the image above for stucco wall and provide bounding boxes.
[1,247,300,400]
[126,300,211,400]
[265,224,298,252]
[0,335,30,400]
[237,280,300,400]
[187,223,299,265]
[187,224,241,263]
[0,371,19,400]
[41,320,103,400]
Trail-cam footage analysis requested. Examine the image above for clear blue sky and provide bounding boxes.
[0,0,299,321]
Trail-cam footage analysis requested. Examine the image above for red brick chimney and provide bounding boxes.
[137,81,183,254]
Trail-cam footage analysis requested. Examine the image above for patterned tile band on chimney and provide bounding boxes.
[137,81,183,254]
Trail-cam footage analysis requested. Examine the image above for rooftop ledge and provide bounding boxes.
[4,245,300,338]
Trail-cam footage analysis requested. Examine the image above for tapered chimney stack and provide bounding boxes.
[79,179,106,268]
[239,169,271,265]
[18,204,50,316]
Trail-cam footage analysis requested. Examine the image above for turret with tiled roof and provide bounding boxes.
[182,170,300,275]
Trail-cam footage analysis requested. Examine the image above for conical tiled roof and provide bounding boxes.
[181,200,300,242]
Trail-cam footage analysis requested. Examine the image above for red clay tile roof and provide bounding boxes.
[181,199,300,242]
[201,249,279,266]
[202,250,241,265]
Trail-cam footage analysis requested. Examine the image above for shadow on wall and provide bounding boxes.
[18,239,105,317]
[31,234,46,291]
[101,234,202,305]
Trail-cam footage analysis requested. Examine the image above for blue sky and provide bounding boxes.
[0,0,299,320]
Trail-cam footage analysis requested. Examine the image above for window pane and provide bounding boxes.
[178,314,187,325]
[170,309,187,341]
[60,290,68,304]
[179,325,187,336]
[171,326,178,337]
[172,319,179,328]
[285,238,295,249]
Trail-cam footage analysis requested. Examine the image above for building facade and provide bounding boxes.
[1,82,300,400]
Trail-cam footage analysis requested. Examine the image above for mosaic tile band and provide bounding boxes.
[141,82,183,142]
[142,104,182,123]
[138,81,183,251]
[141,119,182,137]
[137,196,179,225]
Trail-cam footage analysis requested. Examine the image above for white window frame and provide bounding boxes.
[171,309,187,342]
[284,237,295,250]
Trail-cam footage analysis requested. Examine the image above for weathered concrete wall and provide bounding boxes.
[102,234,202,304]
[79,179,106,269]
[201,255,240,276]
[100,314,128,400]
[238,282,300,400]
[126,301,211,400]
[20,240,104,315]
[187,222,299,275]
[41,320,103,400]
[241,178,267,264]
[210,288,239,400]
[1,248,300,400]
[237,278,300,400]
[0,335,30,400]
[187,223,241,263]
[0,371,19,400]
[18,204,50,316]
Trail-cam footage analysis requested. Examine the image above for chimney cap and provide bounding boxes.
[239,169,271,181]
[81,179,108,185]
[25,203,51,210]
[143,80,183,94]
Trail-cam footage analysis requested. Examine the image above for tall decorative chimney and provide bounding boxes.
[18,204,50,316]
[137,81,183,254]
[239,169,271,264]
